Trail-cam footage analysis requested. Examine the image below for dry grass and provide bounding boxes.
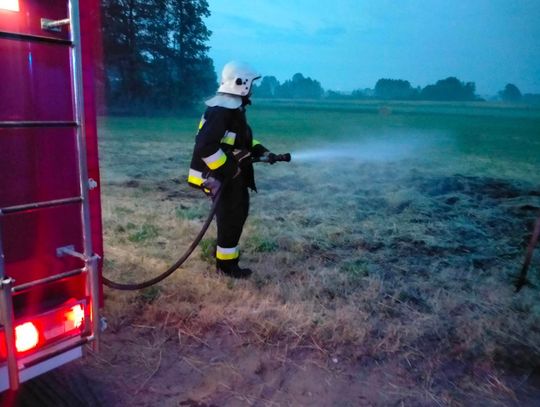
[97,102,540,404]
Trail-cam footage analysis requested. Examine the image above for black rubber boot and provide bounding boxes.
[216,259,252,279]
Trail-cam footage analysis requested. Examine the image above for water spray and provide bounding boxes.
[290,138,432,163]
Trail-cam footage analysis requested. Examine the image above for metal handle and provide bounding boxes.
[41,18,70,32]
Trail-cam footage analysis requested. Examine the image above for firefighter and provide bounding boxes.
[187,61,278,279]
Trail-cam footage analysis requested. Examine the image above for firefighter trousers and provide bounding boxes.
[215,175,250,266]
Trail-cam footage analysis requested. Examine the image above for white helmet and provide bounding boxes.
[217,61,261,96]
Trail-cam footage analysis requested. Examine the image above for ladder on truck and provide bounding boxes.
[0,0,101,391]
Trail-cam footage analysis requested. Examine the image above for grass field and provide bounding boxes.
[94,100,540,405]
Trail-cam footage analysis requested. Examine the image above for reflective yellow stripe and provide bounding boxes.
[188,175,204,186]
[252,139,262,147]
[216,245,239,260]
[187,169,205,186]
[221,131,236,146]
[203,149,227,170]
[198,116,206,130]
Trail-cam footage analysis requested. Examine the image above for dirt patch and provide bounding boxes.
[69,324,540,406]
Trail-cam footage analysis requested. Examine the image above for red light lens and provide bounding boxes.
[0,301,86,360]
[65,304,84,329]
[15,322,39,353]
[0,1,20,12]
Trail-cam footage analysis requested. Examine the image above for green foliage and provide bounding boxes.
[128,224,159,242]
[340,258,369,281]
[375,78,418,100]
[175,204,206,220]
[351,88,371,99]
[199,238,216,264]
[277,73,324,99]
[253,73,324,99]
[350,77,478,102]
[114,206,135,215]
[254,76,280,98]
[254,74,482,102]
[420,76,477,101]
[102,0,216,109]
[499,83,522,102]
[246,235,279,253]
[325,90,352,100]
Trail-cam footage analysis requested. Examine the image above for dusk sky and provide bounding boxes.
[206,0,540,96]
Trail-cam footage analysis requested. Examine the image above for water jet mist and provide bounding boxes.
[291,138,425,163]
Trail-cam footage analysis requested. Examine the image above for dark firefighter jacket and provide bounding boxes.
[188,105,268,192]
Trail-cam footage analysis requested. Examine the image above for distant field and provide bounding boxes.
[95,100,540,405]
[99,99,540,182]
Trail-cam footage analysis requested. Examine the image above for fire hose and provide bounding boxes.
[102,153,291,291]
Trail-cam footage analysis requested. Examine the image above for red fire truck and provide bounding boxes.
[0,0,103,391]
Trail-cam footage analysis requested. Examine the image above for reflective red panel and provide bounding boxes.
[0,128,80,208]
[1,205,84,285]
[0,39,74,122]
[0,0,103,308]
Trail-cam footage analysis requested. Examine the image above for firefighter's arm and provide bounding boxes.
[195,108,238,180]
[251,135,280,163]
[248,125,271,159]
[251,138,270,158]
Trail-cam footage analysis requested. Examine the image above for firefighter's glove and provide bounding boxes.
[264,152,278,164]
[202,176,222,199]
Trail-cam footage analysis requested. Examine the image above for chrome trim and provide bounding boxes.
[0,197,82,215]
[56,245,85,261]
[12,268,85,293]
[0,121,77,128]
[41,18,71,32]
[68,0,100,351]
[0,224,19,390]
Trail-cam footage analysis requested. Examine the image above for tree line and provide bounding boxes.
[254,75,538,103]
[102,0,216,110]
[254,75,481,101]
[371,77,477,101]
[253,73,324,99]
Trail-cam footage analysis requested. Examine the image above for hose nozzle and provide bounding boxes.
[254,152,291,163]
[275,153,291,162]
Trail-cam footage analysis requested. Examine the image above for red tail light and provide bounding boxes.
[65,304,85,330]
[0,300,87,360]
[15,322,39,353]
[0,0,20,12]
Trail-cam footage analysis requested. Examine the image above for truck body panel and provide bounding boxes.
[0,0,103,391]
